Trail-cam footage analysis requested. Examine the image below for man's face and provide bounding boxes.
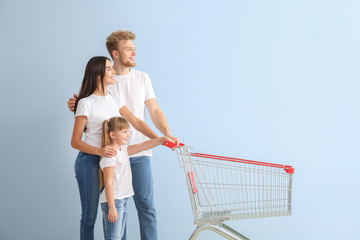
[116,40,136,67]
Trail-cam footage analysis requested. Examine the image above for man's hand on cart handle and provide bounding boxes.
[164,141,184,149]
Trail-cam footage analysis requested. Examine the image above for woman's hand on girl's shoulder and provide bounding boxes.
[98,146,117,158]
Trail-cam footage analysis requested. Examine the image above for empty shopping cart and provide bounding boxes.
[165,141,295,240]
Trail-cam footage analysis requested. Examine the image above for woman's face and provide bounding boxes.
[103,59,116,85]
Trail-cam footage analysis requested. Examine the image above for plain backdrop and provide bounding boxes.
[1,0,359,239]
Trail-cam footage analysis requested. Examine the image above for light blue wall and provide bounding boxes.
[1,0,359,239]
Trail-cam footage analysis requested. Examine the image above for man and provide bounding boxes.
[68,30,179,240]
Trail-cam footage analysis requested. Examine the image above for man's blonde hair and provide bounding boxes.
[106,30,136,59]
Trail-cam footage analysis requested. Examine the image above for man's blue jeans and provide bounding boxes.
[75,151,100,240]
[101,198,128,240]
[122,156,157,240]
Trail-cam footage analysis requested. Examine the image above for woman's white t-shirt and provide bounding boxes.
[75,94,123,148]
[99,145,134,203]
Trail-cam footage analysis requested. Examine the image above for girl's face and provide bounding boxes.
[103,59,116,85]
[110,128,130,146]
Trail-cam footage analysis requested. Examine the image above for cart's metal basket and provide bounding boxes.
[168,142,294,240]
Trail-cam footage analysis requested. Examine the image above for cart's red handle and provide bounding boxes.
[164,141,184,148]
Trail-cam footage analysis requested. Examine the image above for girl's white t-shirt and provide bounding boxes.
[99,145,134,203]
[75,94,123,148]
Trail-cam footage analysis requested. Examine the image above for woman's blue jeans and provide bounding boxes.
[75,151,100,240]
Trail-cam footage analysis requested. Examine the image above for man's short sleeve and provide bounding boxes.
[144,73,156,101]
[75,98,90,118]
[100,156,116,170]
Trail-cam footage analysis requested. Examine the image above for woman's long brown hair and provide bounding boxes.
[74,56,110,113]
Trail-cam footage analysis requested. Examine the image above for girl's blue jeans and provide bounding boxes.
[101,198,129,240]
[75,151,100,240]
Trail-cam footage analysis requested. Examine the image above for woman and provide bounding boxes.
[71,56,158,240]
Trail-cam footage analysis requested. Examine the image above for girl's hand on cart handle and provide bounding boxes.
[166,134,180,146]
[160,136,173,145]
[161,137,177,150]
[164,140,184,149]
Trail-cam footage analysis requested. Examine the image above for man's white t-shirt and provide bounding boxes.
[75,94,123,148]
[99,145,134,203]
[108,69,156,157]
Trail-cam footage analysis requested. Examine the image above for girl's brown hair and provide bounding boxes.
[102,117,130,148]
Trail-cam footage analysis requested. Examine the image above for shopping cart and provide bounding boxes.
[165,141,295,240]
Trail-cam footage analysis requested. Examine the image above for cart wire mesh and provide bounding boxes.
[175,144,294,225]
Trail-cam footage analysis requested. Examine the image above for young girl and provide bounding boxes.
[71,56,159,240]
[100,117,170,239]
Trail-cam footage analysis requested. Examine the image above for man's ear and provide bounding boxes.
[112,50,118,59]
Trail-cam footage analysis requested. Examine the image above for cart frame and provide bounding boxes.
[166,142,294,240]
